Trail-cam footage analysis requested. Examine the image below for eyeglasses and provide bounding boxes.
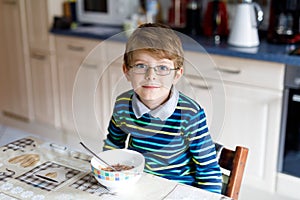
[129,64,178,76]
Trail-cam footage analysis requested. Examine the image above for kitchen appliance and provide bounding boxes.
[76,0,139,25]
[227,0,264,47]
[278,64,300,178]
[168,0,188,29]
[185,0,202,35]
[267,0,300,44]
[203,0,229,38]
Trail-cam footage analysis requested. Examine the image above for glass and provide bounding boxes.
[129,64,178,76]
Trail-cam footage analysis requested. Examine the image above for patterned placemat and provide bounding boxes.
[2,138,36,152]
[0,192,20,200]
[16,161,80,191]
[0,168,15,183]
[70,173,112,196]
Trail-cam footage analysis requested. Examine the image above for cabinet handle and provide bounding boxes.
[82,63,97,69]
[31,53,46,60]
[190,83,212,90]
[67,44,84,52]
[215,67,241,74]
[185,75,212,90]
[292,94,300,103]
[3,0,17,5]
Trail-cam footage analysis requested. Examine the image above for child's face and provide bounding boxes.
[123,50,183,109]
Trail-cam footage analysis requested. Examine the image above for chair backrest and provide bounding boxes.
[215,143,249,200]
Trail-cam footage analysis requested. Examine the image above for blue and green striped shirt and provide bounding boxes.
[103,90,222,193]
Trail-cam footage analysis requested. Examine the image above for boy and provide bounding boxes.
[103,23,222,194]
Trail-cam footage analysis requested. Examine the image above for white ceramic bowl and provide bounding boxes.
[90,149,145,190]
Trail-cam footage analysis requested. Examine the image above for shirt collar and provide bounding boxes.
[132,86,179,121]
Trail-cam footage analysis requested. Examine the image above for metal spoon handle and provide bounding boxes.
[79,142,116,171]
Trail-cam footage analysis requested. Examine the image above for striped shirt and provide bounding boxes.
[103,90,222,193]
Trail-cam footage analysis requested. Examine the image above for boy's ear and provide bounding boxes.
[123,64,131,81]
[173,68,183,84]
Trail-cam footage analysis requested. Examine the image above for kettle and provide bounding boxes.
[228,0,263,47]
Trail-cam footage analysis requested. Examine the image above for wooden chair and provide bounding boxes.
[215,143,249,200]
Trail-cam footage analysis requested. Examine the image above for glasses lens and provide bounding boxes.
[155,65,170,75]
[132,64,147,74]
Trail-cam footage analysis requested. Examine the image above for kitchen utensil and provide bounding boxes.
[79,142,117,171]
[203,0,229,38]
[228,0,264,47]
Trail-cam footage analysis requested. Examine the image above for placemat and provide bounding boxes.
[16,161,80,191]
[69,173,112,196]
[2,138,36,152]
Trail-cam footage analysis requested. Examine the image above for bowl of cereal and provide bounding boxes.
[90,149,145,190]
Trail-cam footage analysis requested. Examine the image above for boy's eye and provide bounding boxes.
[135,64,147,69]
[156,65,169,71]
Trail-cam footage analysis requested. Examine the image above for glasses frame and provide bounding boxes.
[129,64,179,76]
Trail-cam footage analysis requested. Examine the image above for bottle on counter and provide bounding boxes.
[185,0,202,35]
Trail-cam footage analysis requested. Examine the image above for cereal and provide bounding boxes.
[101,163,134,172]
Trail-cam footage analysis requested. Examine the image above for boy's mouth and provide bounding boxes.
[142,85,160,89]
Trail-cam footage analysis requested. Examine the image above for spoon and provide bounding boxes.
[79,142,117,171]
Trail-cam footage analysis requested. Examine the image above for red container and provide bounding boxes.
[202,0,229,37]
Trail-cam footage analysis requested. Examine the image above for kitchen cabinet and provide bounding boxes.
[25,0,63,127]
[96,41,131,134]
[55,37,131,148]
[184,52,285,192]
[25,0,63,51]
[55,36,101,136]
[0,0,33,121]
[25,0,51,51]
[29,50,58,126]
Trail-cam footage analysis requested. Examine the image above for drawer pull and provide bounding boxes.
[292,94,300,103]
[216,67,241,74]
[31,53,46,60]
[67,45,84,52]
[82,63,97,69]
[190,83,212,90]
[3,0,17,5]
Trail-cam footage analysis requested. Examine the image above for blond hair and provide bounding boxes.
[123,23,184,69]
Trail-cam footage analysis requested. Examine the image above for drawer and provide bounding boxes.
[184,51,285,90]
[55,36,103,60]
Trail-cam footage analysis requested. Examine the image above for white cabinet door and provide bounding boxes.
[55,36,100,133]
[96,56,131,135]
[30,50,58,126]
[0,0,32,121]
[25,0,50,50]
[184,51,285,192]
[218,83,282,191]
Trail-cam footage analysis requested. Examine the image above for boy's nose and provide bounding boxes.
[145,67,157,80]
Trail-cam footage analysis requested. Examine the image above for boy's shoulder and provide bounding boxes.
[178,92,202,112]
[115,89,134,101]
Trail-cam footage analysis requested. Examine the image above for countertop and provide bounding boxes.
[51,25,300,66]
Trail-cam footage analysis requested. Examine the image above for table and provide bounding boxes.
[0,136,231,200]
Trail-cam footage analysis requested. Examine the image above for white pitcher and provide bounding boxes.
[228,0,264,47]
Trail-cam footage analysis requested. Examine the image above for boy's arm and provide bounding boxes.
[187,109,223,194]
[103,116,128,150]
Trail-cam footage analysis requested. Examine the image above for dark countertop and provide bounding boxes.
[51,25,300,66]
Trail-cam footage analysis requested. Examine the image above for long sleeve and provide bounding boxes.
[185,108,222,193]
[103,115,128,150]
